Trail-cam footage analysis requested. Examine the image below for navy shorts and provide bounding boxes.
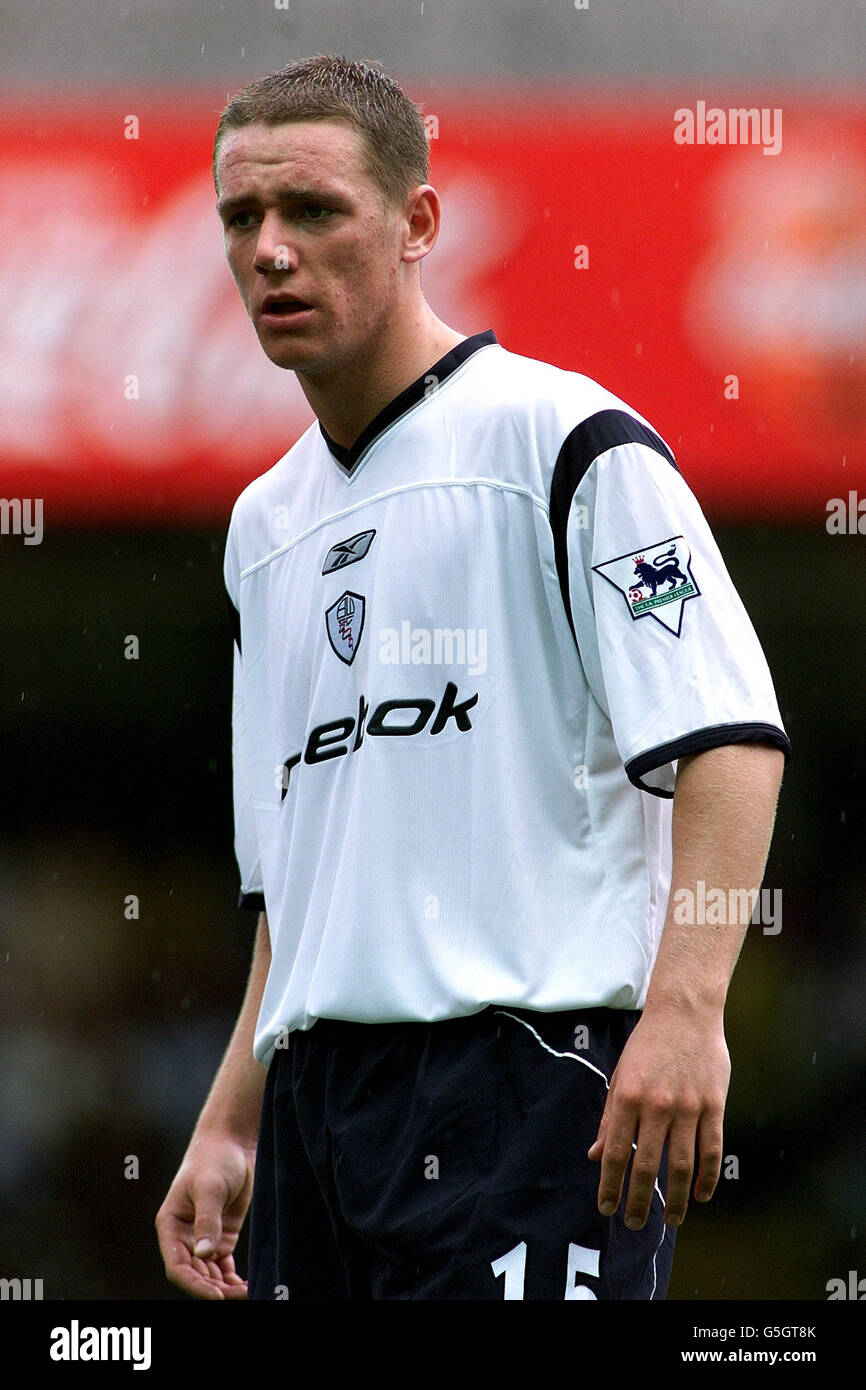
[248,1003,676,1300]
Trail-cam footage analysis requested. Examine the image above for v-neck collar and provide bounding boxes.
[318,330,498,475]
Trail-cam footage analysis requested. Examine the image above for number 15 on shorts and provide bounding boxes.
[491,1241,600,1300]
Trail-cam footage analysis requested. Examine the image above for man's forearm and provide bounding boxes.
[589,741,786,1227]
[645,743,785,1016]
[193,910,271,1145]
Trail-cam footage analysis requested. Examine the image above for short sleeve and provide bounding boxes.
[552,410,791,797]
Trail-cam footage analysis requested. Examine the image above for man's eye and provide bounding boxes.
[228,211,256,229]
[300,204,332,221]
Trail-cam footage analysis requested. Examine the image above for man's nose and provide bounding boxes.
[253,214,299,273]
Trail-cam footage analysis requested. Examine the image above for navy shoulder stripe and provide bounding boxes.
[549,409,677,643]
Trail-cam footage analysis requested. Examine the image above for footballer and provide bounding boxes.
[155,54,789,1301]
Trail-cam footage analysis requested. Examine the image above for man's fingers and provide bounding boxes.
[155,1182,233,1298]
[693,1109,724,1203]
[622,1115,672,1229]
[586,1097,610,1161]
[155,1208,195,1283]
[191,1177,227,1259]
[185,1267,228,1300]
[594,1103,638,1216]
[596,1101,701,1231]
[598,1107,721,1230]
[166,1247,243,1301]
[158,1231,224,1300]
[657,1115,698,1227]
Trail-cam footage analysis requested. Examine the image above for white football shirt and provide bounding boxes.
[224,330,790,1064]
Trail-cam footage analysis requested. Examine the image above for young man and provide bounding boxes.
[156,55,789,1301]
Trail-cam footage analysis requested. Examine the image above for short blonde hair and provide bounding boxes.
[213,53,430,209]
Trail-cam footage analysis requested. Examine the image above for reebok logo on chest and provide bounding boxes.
[279,681,478,799]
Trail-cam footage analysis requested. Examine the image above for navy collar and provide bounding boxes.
[319,329,498,474]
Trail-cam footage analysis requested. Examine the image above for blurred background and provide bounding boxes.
[0,1,863,1301]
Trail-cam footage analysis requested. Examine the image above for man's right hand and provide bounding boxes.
[156,1134,257,1300]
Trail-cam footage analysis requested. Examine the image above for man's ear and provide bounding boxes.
[401,185,441,265]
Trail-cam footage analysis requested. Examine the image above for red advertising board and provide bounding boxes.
[0,87,863,522]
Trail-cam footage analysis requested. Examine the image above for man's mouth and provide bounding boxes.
[261,294,313,317]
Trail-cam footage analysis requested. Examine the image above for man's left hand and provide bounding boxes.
[587,1003,730,1229]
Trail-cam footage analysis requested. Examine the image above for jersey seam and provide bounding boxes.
[237,477,550,583]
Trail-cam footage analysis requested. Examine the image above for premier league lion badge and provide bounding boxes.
[326,590,365,664]
[592,535,700,637]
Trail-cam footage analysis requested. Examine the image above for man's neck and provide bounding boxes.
[296,305,465,451]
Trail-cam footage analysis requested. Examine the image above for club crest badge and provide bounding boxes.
[326,590,365,664]
[592,535,700,637]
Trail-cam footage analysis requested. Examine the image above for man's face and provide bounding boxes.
[216,119,409,376]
